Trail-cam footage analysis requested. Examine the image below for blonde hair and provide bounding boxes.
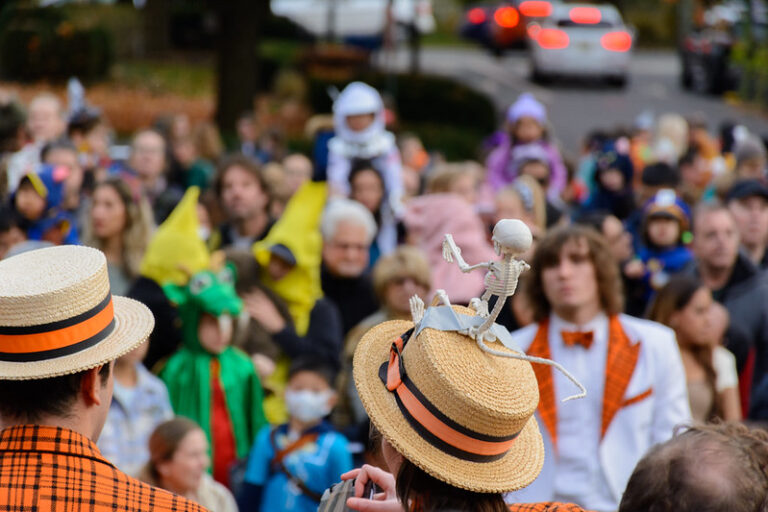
[193,122,224,162]
[82,177,155,278]
[496,176,546,232]
[425,162,481,194]
[372,245,432,303]
[655,113,689,159]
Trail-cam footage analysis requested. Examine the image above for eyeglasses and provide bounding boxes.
[329,242,368,252]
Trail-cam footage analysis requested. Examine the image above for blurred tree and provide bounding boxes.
[143,0,171,55]
[213,0,268,136]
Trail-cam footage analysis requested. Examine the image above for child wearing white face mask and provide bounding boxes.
[237,359,353,512]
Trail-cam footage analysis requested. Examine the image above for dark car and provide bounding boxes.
[680,2,767,94]
[460,0,556,54]
[680,26,738,94]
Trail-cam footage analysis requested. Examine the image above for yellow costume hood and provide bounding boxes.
[140,187,210,286]
[253,181,327,336]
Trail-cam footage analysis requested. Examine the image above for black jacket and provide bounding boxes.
[321,264,379,336]
[686,253,768,416]
[128,276,182,371]
[271,297,343,375]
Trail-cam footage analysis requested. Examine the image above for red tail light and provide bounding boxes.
[527,23,542,39]
[536,28,569,49]
[519,1,553,18]
[569,6,602,24]
[467,7,486,25]
[494,6,520,28]
[600,31,632,52]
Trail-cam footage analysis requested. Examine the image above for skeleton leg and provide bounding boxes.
[474,294,507,335]
[431,289,452,307]
[469,297,489,317]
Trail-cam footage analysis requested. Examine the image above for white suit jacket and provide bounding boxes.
[508,314,691,508]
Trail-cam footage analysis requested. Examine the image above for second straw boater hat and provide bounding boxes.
[0,245,154,380]
[354,305,545,493]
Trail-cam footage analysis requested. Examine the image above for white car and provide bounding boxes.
[271,0,436,40]
[527,3,634,86]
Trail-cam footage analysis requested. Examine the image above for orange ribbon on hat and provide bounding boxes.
[379,329,521,463]
[0,294,116,362]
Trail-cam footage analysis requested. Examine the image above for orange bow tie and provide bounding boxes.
[561,330,594,349]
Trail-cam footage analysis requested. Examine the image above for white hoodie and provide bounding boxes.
[326,82,402,256]
[327,82,402,208]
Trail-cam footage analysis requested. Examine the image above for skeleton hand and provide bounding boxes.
[442,234,459,263]
[410,295,425,324]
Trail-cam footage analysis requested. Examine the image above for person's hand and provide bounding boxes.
[251,353,276,379]
[243,290,286,334]
[623,259,645,279]
[341,465,401,512]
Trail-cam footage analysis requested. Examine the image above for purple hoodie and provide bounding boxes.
[486,93,567,196]
[486,136,567,196]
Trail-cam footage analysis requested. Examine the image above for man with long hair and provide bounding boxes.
[508,225,691,512]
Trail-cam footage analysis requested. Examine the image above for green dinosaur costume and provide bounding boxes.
[147,187,266,486]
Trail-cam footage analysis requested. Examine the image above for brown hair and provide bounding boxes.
[396,458,508,512]
[372,245,432,304]
[526,225,624,322]
[619,422,768,512]
[647,275,720,420]
[83,177,155,279]
[193,122,224,162]
[692,200,732,235]
[145,417,201,483]
[213,154,266,199]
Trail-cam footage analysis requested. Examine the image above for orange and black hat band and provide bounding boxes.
[0,293,115,362]
[378,329,521,463]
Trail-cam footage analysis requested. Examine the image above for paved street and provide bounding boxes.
[381,47,768,158]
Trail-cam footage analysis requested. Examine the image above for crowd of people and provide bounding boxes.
[1,79,768,512]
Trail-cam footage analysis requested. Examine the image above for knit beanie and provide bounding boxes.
[507,93,547,124]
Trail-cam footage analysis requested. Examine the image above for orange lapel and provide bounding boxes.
[527,320,558,448]
[600,315,641,440]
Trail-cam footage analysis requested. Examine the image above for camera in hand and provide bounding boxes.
[318,478,378,512]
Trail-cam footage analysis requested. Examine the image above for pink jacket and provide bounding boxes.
[404,194,496,304]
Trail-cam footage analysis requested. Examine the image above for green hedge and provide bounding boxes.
[0,7,114,81]
[402,122,486,161]
[731,41,768,106]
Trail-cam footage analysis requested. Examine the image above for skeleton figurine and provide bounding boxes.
[442,219,532,340]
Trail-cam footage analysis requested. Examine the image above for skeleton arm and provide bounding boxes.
[442,234,492,273]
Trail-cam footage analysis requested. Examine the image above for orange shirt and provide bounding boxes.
[0,425,207,512]
[509,503,593,512]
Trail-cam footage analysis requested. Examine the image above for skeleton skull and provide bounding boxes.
[492,219,533,256]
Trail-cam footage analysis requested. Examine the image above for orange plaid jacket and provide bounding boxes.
[509,503,592,512]
[0,425,207,512]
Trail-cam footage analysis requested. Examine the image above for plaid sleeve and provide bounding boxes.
[509,502,594,512]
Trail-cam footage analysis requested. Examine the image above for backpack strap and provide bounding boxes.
[269,427,324,502]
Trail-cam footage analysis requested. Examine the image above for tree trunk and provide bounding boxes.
[214,0,264,136]
[143,0,172,56]
[408,22,421,75]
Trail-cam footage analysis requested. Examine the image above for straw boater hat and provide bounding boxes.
[353,304,545,494]
[0,245,154,380]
